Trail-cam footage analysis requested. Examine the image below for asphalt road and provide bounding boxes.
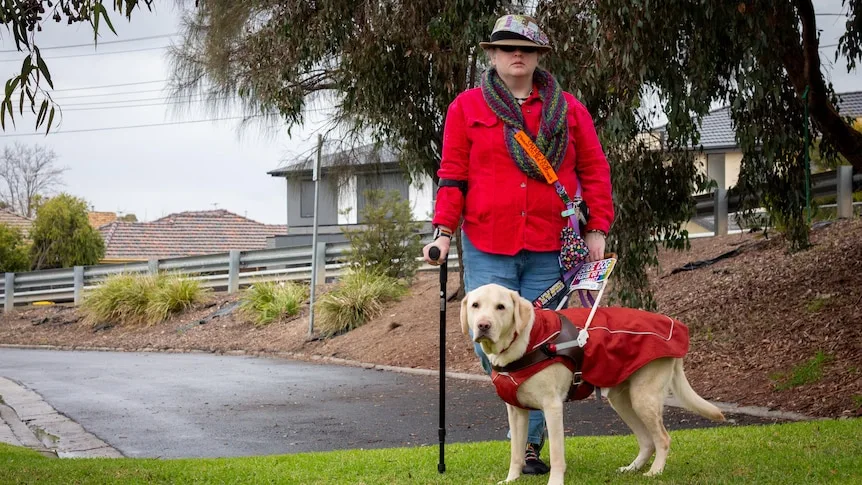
[0,348,786,458]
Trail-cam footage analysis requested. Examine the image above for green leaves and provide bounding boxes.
[28,193,106,270]
[93,0,118,43]
[0,1,155,134]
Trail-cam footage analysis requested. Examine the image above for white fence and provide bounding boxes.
[2,240,460,311]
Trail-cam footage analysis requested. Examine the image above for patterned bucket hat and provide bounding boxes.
[479,14,551,52]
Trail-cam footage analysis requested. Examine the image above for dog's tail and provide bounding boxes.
[670,359,725,421]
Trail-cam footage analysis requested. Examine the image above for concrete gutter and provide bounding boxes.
[0,377,122,458]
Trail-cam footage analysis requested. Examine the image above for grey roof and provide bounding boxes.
[836,90,862,118]
[697,106,736,150]
[656,90,862,151]
[268,144,400,176]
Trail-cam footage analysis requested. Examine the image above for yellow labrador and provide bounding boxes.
[461,283,725,484]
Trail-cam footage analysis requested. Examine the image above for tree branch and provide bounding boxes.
[780,0,862,171]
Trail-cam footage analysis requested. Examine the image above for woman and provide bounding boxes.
[423,14,614,475]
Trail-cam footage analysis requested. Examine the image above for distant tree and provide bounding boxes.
[342,190,424,280]
[118,213,138,222]
[0,223,30,272]
[0,142,66,218]
[29,193,104,270]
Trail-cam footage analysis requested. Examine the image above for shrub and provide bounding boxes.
[82,273,209,326]
[29,193,104,270]
[0,223,30,272]
[341,189,424,280]
[315,268,407,338]
[239,281,308,326]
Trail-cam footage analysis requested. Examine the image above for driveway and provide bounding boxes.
[0,348,787,458]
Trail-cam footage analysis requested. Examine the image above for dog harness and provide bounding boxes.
[490,307,690,410]
[491,309,594,409]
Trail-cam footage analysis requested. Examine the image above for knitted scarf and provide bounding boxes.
[481,68,568,181]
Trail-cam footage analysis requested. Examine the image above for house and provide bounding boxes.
[660,90,862,192]
[655,90,862,234]
[88,211,117,229]
[98,210,287,263]
[267,144,434,248]
[0,208,33,236]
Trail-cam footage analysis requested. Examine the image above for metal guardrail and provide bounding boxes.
[690,166,858,235]
[694,167,860,217]
[2,239,460,310]
[4,167,854,309]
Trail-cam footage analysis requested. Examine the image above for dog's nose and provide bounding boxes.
[477,320,491,333]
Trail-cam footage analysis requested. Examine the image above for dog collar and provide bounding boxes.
[497,331,519,355]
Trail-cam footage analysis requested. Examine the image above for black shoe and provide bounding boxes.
[522,442,550,475]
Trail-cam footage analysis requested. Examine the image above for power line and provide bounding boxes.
[0,116,261,137]
[59,94,209,107]
[42,87,169,100]
[0,33,177,53]
[16,79,167,92]
[60,102,336,113]
[0,45,167,62]
[63,98,232,111]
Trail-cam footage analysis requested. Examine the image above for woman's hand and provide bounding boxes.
[584,231,606,262]
[423,237,451,265]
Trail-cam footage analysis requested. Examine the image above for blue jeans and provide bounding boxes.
[461,231,561,446]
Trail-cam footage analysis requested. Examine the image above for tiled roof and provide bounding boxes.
[656,91,862,150]
[88,211,117,228]
[268,143,400,176]
[0,208,32,234]
[99,209,287,261]
[696,106,736,150]
[836,90,862,118]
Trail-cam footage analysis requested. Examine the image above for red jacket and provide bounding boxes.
[432,87,614,255]
[492,308,689,410]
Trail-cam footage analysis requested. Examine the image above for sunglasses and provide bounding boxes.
[498,45,538,54]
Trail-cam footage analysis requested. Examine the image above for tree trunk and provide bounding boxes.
[779,0,862,172]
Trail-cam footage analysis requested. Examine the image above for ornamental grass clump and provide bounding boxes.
[82,273,208,327]
[146,275,210,324]
[239,281,308,326]
[315,268,407,338]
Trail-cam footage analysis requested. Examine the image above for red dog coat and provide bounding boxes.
[491,307,689,409]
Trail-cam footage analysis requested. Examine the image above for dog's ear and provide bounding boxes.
[459,295,470,336]
[512,289,533,334]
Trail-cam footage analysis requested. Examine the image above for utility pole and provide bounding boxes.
[308,134,323,338]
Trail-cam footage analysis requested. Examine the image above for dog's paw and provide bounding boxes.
[546,475,564,485]
[643,469,664,477]
[617,464,639,473]
[497,472,521,484]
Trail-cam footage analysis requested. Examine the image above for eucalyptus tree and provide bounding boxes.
[170,0,861,308]
[0,0,155,132]
[539,0,861,306]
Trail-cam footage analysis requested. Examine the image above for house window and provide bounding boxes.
[300,180,315,218]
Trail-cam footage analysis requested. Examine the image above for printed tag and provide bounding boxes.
[514,130,558,184]
[570,258,617,291]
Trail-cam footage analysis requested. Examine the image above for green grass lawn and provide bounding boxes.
[2,419,860,484]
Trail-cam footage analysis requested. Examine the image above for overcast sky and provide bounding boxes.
[1,2,859,225]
